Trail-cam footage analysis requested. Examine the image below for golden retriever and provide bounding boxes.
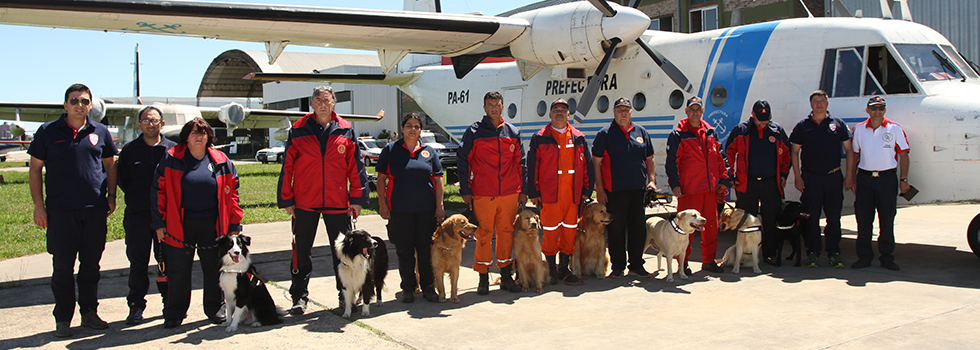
[717,208,763,274]
[431,214,477,303]
[513,209,547,293]
[645,209,706,282]
[572,202,612,279]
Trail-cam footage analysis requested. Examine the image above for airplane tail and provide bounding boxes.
[134,43,141,105]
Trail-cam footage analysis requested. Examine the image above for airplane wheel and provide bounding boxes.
[968,213,980,259]
[0,156,5,162]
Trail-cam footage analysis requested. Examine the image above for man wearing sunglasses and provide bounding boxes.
[28,83,118,337]
[846,96,909,271]
[114,106,176,324]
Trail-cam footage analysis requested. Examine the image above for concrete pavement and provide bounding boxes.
[3,203,980,349]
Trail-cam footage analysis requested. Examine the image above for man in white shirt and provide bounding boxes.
[845,96,910,271]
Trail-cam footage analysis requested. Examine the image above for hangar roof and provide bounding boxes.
[197,50,380,98]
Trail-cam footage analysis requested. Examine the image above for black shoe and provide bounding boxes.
[163,319,181,329]
[763,256,780,267]
[629,266,652,278]
[401,291,415,303]
[851,260,872,269]
[477,273,489,295]
[422,289,439,303]
[562,273,582,285]
[881,261,900,271]
[290,298,308,315]
[608,269,624,279]
[55,321,72,338]
[80,310,108,330]
[683,264,693,276]
[499,265,521,293]
[547,255,559,285]
[208,315,226,325]
[701,262,724,273]
[125,306,145,325]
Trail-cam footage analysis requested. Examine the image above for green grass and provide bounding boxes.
[0,163,466,260]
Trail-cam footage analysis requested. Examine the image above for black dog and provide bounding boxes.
[775,201,810,267]
[217,234,284,332]
[335,229,388,317]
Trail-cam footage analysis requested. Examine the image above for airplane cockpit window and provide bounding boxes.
[820,46,917,97]
[941,45,979,80]
[894,44,965,82]
[833,47,864,97]
[864,46,915,95]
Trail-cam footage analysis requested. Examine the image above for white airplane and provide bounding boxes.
[0,44,382,147]
[3,0,980,249]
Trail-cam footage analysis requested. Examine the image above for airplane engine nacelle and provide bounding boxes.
[87,98,106,122]
[10,122,25,137]
[218,102,245,128]
[272,128,290,142]
[507,2,647,70]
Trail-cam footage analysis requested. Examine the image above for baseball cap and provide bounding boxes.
[752,100,772,121]
[686,96,704,108]
[867,96,886,107]
[613,97,632,109]
[550,98,569,110]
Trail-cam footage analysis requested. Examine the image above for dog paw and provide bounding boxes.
[753,267,762,273]
[680,274,688,280]
[360,309,370,317]
[251,322,262,328]
[535,287,543,293]
[666,275,674,282]
[342,310,352,318]
[375,300,383,307]
[450,297,459,303]
[732,268,740,274]
[225,325,238,332]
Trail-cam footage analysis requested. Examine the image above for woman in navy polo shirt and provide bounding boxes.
[151,118,243,329]
[376,113,444,303]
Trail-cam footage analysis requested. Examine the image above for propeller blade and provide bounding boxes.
[628,0,642,8]
[573,37,622,124]
[636,38,693,93]
[587,0,617,17]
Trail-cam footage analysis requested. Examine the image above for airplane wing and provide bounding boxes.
[0,0,529,62]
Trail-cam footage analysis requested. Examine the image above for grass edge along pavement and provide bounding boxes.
[0,163,468,260]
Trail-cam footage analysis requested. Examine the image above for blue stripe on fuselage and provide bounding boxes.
[700,21,780,144]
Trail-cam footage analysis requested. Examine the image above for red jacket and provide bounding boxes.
[150,144,243,248]
[524,124,594,204]
[277,112,369,213]
[724,120,791,196]
[457,116,525,197]
[665,118,730,195]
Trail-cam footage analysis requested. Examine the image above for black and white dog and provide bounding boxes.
[334,229,388,318]
[775,201,811,267]
[217,234,284,332]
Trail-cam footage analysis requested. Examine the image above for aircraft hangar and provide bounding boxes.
[196,49,401,149]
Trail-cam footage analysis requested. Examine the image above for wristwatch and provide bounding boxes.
[899,178,908,183]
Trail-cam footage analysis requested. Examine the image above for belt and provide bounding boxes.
[827,167,840,174]
[858,168,896,177]
[750,176,777,181]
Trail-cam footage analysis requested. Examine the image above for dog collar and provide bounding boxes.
[438,246,453,252]
[221,269,246,274]
[670,218,689,235]
[740,225,762,233]
[776,223,796,230]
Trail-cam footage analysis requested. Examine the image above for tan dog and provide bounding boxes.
[513,209,547,293]
[645,209,706,282]
[717,208,764,274]
[431,214,477,303]
[572,202,612,279]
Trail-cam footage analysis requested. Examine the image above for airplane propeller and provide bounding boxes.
[574,0,692,123]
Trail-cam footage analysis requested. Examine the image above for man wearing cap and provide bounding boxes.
[458,91,526,294]
[724,100,791,265]
[29,83,117,337]
[592,97,657,278]
[846,96,909,271]
[790,90,854,268]
[526,98,593,285]
[666,96,730,273]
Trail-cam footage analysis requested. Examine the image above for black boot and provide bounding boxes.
[477,273,489,295]
[546,255,559,285]
[499,265,521,292]
[559,253,581,284]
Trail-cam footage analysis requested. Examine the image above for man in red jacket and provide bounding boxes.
[526,98,593,285]
[666,96,730,274]
[277,86,369,314]
[724,100,791,265]
[458,91,526,294]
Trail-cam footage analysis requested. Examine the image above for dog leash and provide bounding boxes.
[163,230,219,250]
[650,197,684,233]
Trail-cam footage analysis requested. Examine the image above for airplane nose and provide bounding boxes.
[600,6,650,44]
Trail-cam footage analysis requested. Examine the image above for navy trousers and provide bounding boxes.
[387,211,436,293]
[736,177,782,259]
[162,218,222,322]
[289,209,351,303]
[605,189,647,272]
[854,169,898,264]
[47,207,107,322]
[124,210,166,309]
[801,171,844,256]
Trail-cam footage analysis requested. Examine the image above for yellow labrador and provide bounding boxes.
[645,209,706,282]
[717,208,763,274]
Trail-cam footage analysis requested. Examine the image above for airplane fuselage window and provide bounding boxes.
[597,95,609,113]
[632,93,646,111]
[822,46,917,97]
[507,103,517,119]
[536,100,546,117]
[568,98,578,113]
[894,44,965,82]
[669,90,684,110]
[709,85,727,107]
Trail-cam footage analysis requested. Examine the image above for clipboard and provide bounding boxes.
[900,184,918,201]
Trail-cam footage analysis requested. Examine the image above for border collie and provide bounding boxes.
[335,229,388,318]
[217,234,284,332]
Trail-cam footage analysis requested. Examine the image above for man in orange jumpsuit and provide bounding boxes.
[526,98,594,285]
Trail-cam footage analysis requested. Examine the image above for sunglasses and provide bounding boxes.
[869,105,885,111]
[68,97,91,106]
[139,119,162,126]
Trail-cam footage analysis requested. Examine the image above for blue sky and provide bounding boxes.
[0,0,532,103]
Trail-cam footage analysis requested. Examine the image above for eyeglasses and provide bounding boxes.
[139,119,162,126]
[403,124,421,130]
[68,97,91,106]
[869,105,885,111]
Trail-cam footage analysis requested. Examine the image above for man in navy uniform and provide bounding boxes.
[29,84,118,337]
[115,106,176,324]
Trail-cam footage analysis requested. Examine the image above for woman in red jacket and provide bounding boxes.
[151,118,243,329]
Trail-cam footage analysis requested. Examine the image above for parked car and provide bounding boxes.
[255,141,285,164]
[358,137,385,166]
[421,131,459,167]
